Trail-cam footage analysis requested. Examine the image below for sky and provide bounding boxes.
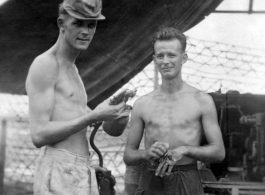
[185,0,265,50]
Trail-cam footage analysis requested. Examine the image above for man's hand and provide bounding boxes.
[91,164,108,173]
[145,142,169,161]
[93,99,129,121]
[123,89,137,103]
[155,146,188,177]
[109,88,137,105]
[93,88,136,121]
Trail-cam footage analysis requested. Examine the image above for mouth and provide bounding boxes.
[162,68,171,71]
[77,38,90,42]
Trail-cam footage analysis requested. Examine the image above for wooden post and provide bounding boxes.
[231,186,239,195]
[0,120,7,195]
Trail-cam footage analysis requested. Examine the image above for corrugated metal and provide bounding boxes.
[0,0,222,108]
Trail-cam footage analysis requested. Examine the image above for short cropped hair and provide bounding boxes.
[152,27,187,52]
[58,3,68,16]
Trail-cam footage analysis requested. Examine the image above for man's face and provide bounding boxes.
[153,39,187,80]
[62,15,97,51]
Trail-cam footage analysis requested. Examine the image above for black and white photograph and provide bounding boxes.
[0,0,265,194]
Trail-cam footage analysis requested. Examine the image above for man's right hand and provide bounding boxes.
[93,98,130,121]
[109,88,137,105]
[145,141,169,160]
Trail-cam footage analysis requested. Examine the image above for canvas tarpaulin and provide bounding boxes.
[0,0,222,108]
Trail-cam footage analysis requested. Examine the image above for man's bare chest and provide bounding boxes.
[55,69,87,105]
[143,98,201,129]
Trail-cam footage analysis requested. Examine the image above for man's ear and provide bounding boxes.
[152,54,156,64]
[181,53,188,65]
[57,17,64,31]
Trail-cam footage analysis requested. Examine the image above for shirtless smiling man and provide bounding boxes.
[124,27,225,195]
[26,0,130,194]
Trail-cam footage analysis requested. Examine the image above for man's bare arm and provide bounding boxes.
[123,99,146,166]
[183,94,225,162]
[26,56,127,148]
[169,94,225,164]
[123,98,169,166]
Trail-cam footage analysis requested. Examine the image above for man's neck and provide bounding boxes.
[160,76,184,94]
[54,36,80,64]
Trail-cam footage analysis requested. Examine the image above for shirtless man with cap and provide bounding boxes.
[26,0,131,194]
[124,27,225,195]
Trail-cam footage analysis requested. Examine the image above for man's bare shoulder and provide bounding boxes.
[193,89,215,112]
[196,91,213,104]
[29,52,59,73]
[184,84,214,105]
[133,90,158,107]
[184,83,200,93]
[131,90,158,119]
[26,52,59,91]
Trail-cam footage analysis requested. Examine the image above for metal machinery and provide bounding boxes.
[202,92,265,195]
[240,113,265,182]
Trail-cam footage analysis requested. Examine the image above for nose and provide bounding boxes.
[162,56,170,64]
[81,27,89,36]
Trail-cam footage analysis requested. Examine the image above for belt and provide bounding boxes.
[147,162,198,171]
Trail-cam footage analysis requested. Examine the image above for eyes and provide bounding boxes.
[155,53,177,59]
[87,23,96,29]
[73,20,96,29]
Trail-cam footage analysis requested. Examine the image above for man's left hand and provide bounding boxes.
[91,164,108,173]
[155,146,187,177]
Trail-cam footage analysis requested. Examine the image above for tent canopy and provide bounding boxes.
[0,0,222,108]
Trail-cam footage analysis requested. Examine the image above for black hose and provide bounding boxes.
[90,122,104,167]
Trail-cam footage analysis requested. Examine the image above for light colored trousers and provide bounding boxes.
[34,147,99,195]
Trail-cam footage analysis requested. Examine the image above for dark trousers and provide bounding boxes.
[135,163,204,195]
